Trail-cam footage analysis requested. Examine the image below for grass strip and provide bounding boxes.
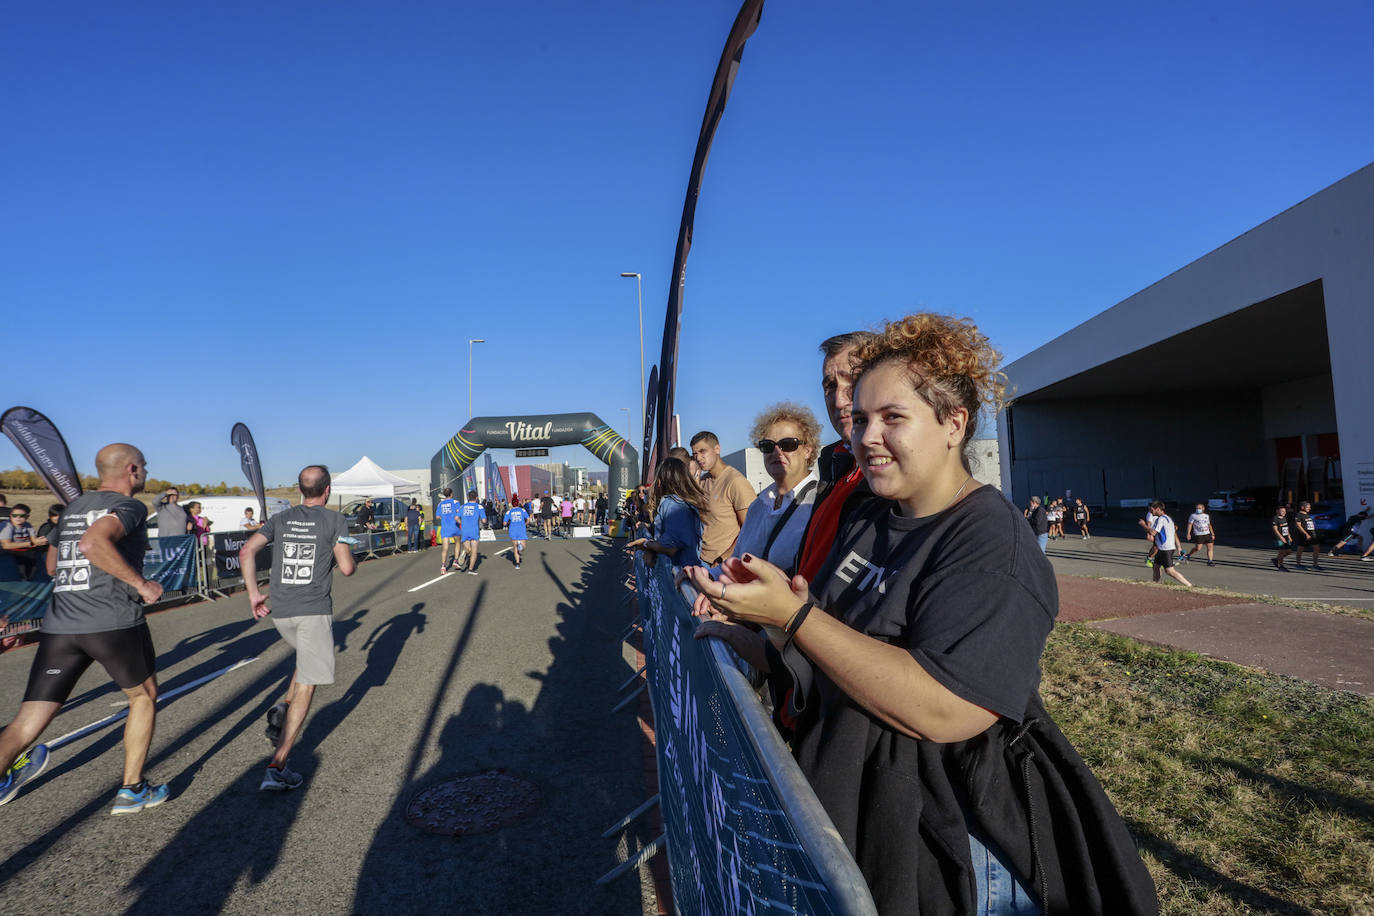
[1042,623,1374,915]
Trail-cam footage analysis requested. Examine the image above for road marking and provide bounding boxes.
[495,547,513,556]
[408,573,453,592]
[47,657,259,752]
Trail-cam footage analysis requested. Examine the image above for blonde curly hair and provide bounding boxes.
[853,313,1007,470]
[748,402,823,469]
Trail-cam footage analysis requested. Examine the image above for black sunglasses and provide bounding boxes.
[11,513,29,519]
[756,438,802,454]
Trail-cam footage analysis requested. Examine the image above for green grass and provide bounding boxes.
[1042,624,1374,915]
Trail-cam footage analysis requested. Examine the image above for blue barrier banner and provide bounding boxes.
[637,555,869,915]
[144,535,200,591]
[2,535,200,625]
[0,579,52,624]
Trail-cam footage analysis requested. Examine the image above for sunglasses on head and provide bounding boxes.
[756,438,802,454]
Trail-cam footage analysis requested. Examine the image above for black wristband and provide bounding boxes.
[783,600,815,647]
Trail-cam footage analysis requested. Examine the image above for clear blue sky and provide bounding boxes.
[5,1,1371,487]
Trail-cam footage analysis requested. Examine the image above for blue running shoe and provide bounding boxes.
[0,745,50,806]
[111,781,169,815]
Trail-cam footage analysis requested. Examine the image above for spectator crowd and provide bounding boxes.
[624,314,1159,914]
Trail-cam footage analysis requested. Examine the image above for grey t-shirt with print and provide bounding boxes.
[46,490,150,634]
[259,504,349,618]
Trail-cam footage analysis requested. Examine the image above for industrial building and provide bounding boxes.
[998,163,1373,519]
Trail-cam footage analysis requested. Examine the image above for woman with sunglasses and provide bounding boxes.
[687,313,1155,915]
[626,456,707,570]
[689,403,822,616]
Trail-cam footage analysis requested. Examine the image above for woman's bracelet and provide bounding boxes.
[782,600,815,648]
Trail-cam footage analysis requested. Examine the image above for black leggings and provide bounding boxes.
[24,624,156,703]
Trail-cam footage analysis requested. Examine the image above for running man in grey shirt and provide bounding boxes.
[0,444,169,813]
[240,465,355,791]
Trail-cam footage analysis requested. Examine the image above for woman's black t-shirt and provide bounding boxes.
[793,484,1058,725]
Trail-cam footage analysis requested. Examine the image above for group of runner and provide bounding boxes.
[434,487,538,573]
[0,446,360,808]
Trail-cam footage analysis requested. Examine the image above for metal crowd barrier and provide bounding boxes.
[603,555,876,915]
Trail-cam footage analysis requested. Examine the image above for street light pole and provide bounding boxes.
[619,407,632,443]
[468,338,486,418]
[620,272,645,444]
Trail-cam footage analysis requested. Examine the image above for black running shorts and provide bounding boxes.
[24,623,156,703]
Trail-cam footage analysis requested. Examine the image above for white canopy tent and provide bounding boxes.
[329,456,421,499]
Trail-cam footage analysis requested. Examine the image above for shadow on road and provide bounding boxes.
[351,543,645,914]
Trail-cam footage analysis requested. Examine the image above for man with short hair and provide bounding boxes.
[1271,505,1294,571]
[1290,500,1322,571]
[504,498,530,569]
[404,500,423,553]
[1145,501,1192,587]
[240,465,355,791]
[155,487,191,538]
[690,431,756,566]
[357,498,376,531]
[794,332,878,582]
[436,487,460,573]
[457,489,482,574]
[0,444,168,812]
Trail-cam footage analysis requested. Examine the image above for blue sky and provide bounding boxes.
[4,1,1372,487]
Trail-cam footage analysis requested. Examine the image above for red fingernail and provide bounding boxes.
[742,554,753,562]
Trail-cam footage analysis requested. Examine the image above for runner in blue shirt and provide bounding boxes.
[503,497,531,569]
[436,487,461,574]
[457,489,483,575]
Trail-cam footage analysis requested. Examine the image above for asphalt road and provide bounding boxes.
[0,537,653,915]
[1040,520,1374,609]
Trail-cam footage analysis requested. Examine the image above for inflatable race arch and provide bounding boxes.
[428,412,639,508]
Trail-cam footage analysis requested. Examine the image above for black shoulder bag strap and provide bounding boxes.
[760,480,818,567]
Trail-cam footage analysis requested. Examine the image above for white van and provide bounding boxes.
[148,495,291,536]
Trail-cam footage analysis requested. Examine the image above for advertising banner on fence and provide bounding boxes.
[0,580,52,625]
[212,531,271,583]
[3,534,201,626]
[637,555,870,915]
[144,535,200,591]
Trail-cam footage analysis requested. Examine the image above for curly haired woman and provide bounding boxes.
[689,313,1155,915]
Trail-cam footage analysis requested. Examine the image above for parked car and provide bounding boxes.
[342,496,415,532]
[1309,501,1345,540]
[1207,490,1255,513]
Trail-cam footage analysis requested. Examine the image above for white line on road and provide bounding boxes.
[495,547,513,556]
[46,656,259,752]
[407,573,454,592]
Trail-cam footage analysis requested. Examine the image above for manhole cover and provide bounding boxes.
[405,771,541,836]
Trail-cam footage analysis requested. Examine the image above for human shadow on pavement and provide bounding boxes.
[351,543,645,915]
[120,604,429,914]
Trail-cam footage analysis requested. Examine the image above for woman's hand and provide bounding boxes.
[684,554,810,629]
[625,538,647,551]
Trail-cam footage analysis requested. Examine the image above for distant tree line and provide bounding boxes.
[0,467,245,496]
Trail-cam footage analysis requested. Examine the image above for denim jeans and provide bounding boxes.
[407,527,421,551]
[1036,533,1049,553]
[968,831,1040,915]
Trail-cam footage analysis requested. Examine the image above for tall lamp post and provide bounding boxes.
[468,338,486,418]
[619,272,645,443]
[619,407,632,443]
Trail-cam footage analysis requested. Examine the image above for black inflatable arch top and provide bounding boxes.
[429,412,639,508]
